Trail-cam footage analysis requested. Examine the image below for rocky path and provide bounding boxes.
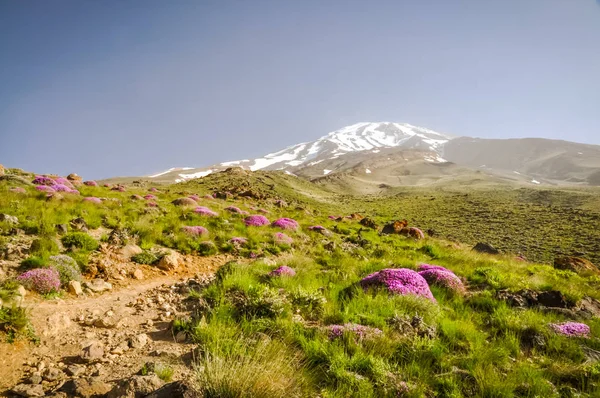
[1,254,234,397]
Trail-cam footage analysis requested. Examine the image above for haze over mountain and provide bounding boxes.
[144,122,600,188]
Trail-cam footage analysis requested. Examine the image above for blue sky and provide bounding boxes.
[1,0,599,179]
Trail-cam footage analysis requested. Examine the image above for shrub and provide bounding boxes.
[144,194,157,200]
[61,232,99,251]
[0,306,30,335]
[469,267,505,289]
[51,184,78,193]
[20,256,47,269]
[198,241,218,256]
[360,268,436,301]
[549,322,590,338]
[229,237,248,246]
[227,286,287,319]
[326,323,383,341]
[271,218,299,230]
[83,197,102,204]
[17,268,61,294]
[35,185,55,193]
[244,215,270,226]
[29,237,59,257]
[273,232,293,246]
[132,251,159,265]
[269,266,296,277]
[83,180,98,186]
[418,269,465,294]
[288,288,326,319]
[194,206,218,217]
[32,176,55,185]
[181,226,209,236]
[48,254,82,284]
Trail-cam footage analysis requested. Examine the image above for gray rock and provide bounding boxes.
[106,375,163,398]
[80,341,104,362]
[42,367,64,381]
[65,364,86,377]
[26,374,42,385]
[68,281,83,296]
[128,333,148,349]
[84,279,112,293]
[145,381,201,398]
[10,383,45,397]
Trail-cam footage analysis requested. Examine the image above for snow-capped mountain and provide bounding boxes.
[148,122,454,182]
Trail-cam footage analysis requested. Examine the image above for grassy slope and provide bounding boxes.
[1,169,600,396]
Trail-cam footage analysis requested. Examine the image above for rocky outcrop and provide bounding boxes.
[146,381,201,398]
[554,256,598,274]
[472,242,500,255]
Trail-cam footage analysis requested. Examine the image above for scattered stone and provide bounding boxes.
[472,242,500,255]
[80,341,104,362]
[359,217,377,229]
[65,364,86,377]
[61,377,113,398]
[158,251,182,271]
[106,375,163,398]
[84,279,112,293]
[68,280,83,296]
[554,256,599,275]
[0,213,19,225]
[27,374,42,385]
[146,381,201,398]
[132,269,144,280]
[10,383,45,397]
[129,333,149,349]
[42,367,64,382]
[94,316,117,329]
[120,244,143,260]
[111,341,130,355]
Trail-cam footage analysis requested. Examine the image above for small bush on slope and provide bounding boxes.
[61,232,98,251]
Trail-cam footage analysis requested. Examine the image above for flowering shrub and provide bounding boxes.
[148,187,158,192]
[550,322,590,338]
[103,183,111,188]
[189,194,200,201]
[181,226,209,236]
[268,266,296,277]
[111,185,126,192]
[360,268,436,301]
[144,194,157,200]
[229,237,248,246]
[9,187,26,194]
[244,215,270,227]
[83,197,102,204]
[17,268,61,294]
[328,215,340,220]
[203,194,215,200]
[32,176,55,185]
[83,180,98,186]
[272,218,299,230]
[418,263,453,273]
[326,323,383,340]
[53,177,74,188]
[35,185,55,193]
[418,269,465,294]
[146,201,158,207]
[52,184,79,194]
[48,255,82,285]
[408,227,425,240]
[273,232,293,246]
[194,206,218,217]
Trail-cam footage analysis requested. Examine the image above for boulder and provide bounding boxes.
[61,377,113,398]
[554,256,598,274]
[171,197,197,207]
[381,220,408,235]
[80,341,104,362]
[359,217,377,229]
[120,244,143,259]
[145,381,201,398]
[10,384,45,397]
[132,269,144,280]
[158,251,182,271]
[67,173,83,185]
[0,213,19,225]
[472,242,500,255]
[84,279,112,293]
[107,375,163,398]
[68,280,83,296]
[42,367,64,382]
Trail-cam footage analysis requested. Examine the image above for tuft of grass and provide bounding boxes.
[61,232,99,251]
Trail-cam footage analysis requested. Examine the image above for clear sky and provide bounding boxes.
[1,0,599,179]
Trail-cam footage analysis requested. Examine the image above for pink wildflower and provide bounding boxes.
[194,206,218,217]
[271,218,299,230]
[17,268,61,294]
[36,185,55,193]
[550,322,590,338]
[244,215,270,227]
[9,187,27,194]
[273,232,293,245]
[32,176,55,186]
[229,237,248,246]
[181,226,209,236]
[418,269,465,293]
[268,266,296,277]
[144,194,157,200]
[225,206,244,214]
[84,180,98,186]
[360,268,436,301]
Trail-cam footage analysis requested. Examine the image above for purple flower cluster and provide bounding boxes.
[148,187,158,192]
[417,263,451,272]
[111,185,126,192]
[268,265,296,277]
[52,184,74,192]
[327,323,383,340]
[53,177,74,188]
[550,322,591,338]
[244,215,270,227]
[418,269,465,293]
[181,226,209,236]
[271,217,299,230]
[17,268,61,294]
[188,194,200,201]
[83,197,102,204]
[229,237,248,246]
[32,176,55,186]
[273,232,293,245]
[194,206,218,217]
[360,268,436,301]
[144,194,157,200]
[36,185,55,193]
[9,187,26,194]
[83,180,98,186]
[225,206,245,214]
[328,215,339,220]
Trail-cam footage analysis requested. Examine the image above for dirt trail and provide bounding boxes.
[0,254,234,394]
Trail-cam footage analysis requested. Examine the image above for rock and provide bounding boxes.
[61,377,113,398]
[171,197,197,207]
[0,213,19,225]
[157,251,182,271]
[17,285,27,298]
[579,297,600,318]
[129,333,148,349]
[10,383,45,397]
[537,290,569,308]
[41,313,72,337]
[94,316,117,329]
[145,381,201,398]
[65,364,86,377]
[175,331,187,343]
[359,217,377,229]
[381,220,408,235]
[84,279,112,293]
[42,367,64,381]
[69,217,89,232]
[27,374,42,385]
[132,269,144,280]
[67,173,83,185]
[106,375,163,398]
[111,341,130,355]
[55,224,68,235]
[120,244,143,259]
[80,341,104,362]
[68,281,83,296]
[554,256,598,274]
[472,242,500,255]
